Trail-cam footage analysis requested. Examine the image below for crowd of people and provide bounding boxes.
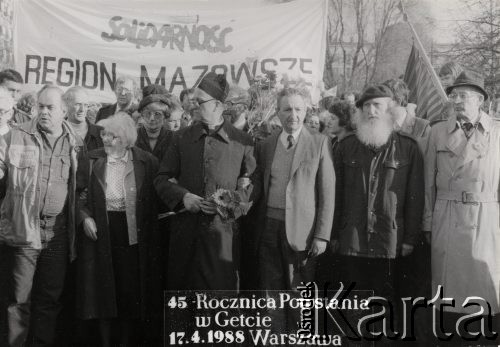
[0,60,498,346]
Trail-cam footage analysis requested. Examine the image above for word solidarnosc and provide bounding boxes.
[101,16,233,52]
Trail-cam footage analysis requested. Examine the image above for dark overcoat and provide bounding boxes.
[135,126,174,163]
[75,146,160,320]
[154,121,256,290]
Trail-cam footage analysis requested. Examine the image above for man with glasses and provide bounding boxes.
[223,85,250,131]
[155,72,256,291]
[63,86,103,152]
[424,70,500,338]
[96,75,137,123]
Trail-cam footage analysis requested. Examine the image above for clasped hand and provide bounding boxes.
[183,192,217,214]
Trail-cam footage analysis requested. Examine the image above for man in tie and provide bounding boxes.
[253,87,335,290]
[424,70,500,338]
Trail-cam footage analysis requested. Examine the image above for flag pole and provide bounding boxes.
[398,1,448,101]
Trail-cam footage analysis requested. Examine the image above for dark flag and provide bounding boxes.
[404,44,448,122]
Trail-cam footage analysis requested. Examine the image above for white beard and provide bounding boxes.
[353,112,393,148]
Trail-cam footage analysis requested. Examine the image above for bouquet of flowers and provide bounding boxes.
[209,188,253,221]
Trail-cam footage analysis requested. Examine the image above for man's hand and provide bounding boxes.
[83,217,97,241]
[183,193,203,213]
[309,238,328,257]
[401,243,414,257]
[237,176,251,189]
[200,199,217,215]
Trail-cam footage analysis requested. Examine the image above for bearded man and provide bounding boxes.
[331,85,424,314]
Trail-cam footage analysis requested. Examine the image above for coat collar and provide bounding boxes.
[445,111,490,170]
[18,117,77,147]
[190,120,231,143]
[90,147,147,195]
[136,125,171,152]
[400,111,416,134]
[447,111,491,134]
[262,127,312,197]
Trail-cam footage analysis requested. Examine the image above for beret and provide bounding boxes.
[355,85,394,108]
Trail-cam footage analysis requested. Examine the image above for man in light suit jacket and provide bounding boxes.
[253,87,335,290]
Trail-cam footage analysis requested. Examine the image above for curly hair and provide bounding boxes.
[328,100,355,131]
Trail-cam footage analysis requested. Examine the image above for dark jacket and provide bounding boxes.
[154,120,256,290]
[95,103,117,123]
[84,123,104,152]
[76,146,160,320]
[332,132,424,259]
[135,126,174,163]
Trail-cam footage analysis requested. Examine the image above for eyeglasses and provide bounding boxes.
[73,103,89,109]
[194,98,215,106]
[142,111,164,120]
[448,92,481,101]
[224,101,248,110]
[100,131,119,141]
[115,87,132,95]
[225,101,248,107]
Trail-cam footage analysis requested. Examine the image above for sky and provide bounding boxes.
[420,0,482,44]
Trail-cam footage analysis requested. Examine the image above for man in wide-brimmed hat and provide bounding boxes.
[424,70,500,339]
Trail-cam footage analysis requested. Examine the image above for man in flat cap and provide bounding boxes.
[154,72,256,290]
[332,85,424,330]
[424,70,500,336]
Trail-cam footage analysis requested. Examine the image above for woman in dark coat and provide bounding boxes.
[76,112,160,347]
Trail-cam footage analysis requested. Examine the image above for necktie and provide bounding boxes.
[287,134,295,149]
[461,122,476,138]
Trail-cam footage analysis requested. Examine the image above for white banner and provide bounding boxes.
[14,0,327,103]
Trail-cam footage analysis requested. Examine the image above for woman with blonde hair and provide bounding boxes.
[76,113,160,346]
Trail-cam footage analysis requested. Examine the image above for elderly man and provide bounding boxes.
[223,85,251,131]
[332,85,424,312]
[96,75,137,122]
[63,86,103,152]
[154,72,256,290]
[179,87,198,128]
[424,70,500,335]
[0,69,31,125]
[254,87,335,290]
[0,85,80,346]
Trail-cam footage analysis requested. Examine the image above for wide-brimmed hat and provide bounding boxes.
[355,84,394,108]
[445,70,488,101]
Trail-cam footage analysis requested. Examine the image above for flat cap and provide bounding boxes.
[355,85,394,108]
